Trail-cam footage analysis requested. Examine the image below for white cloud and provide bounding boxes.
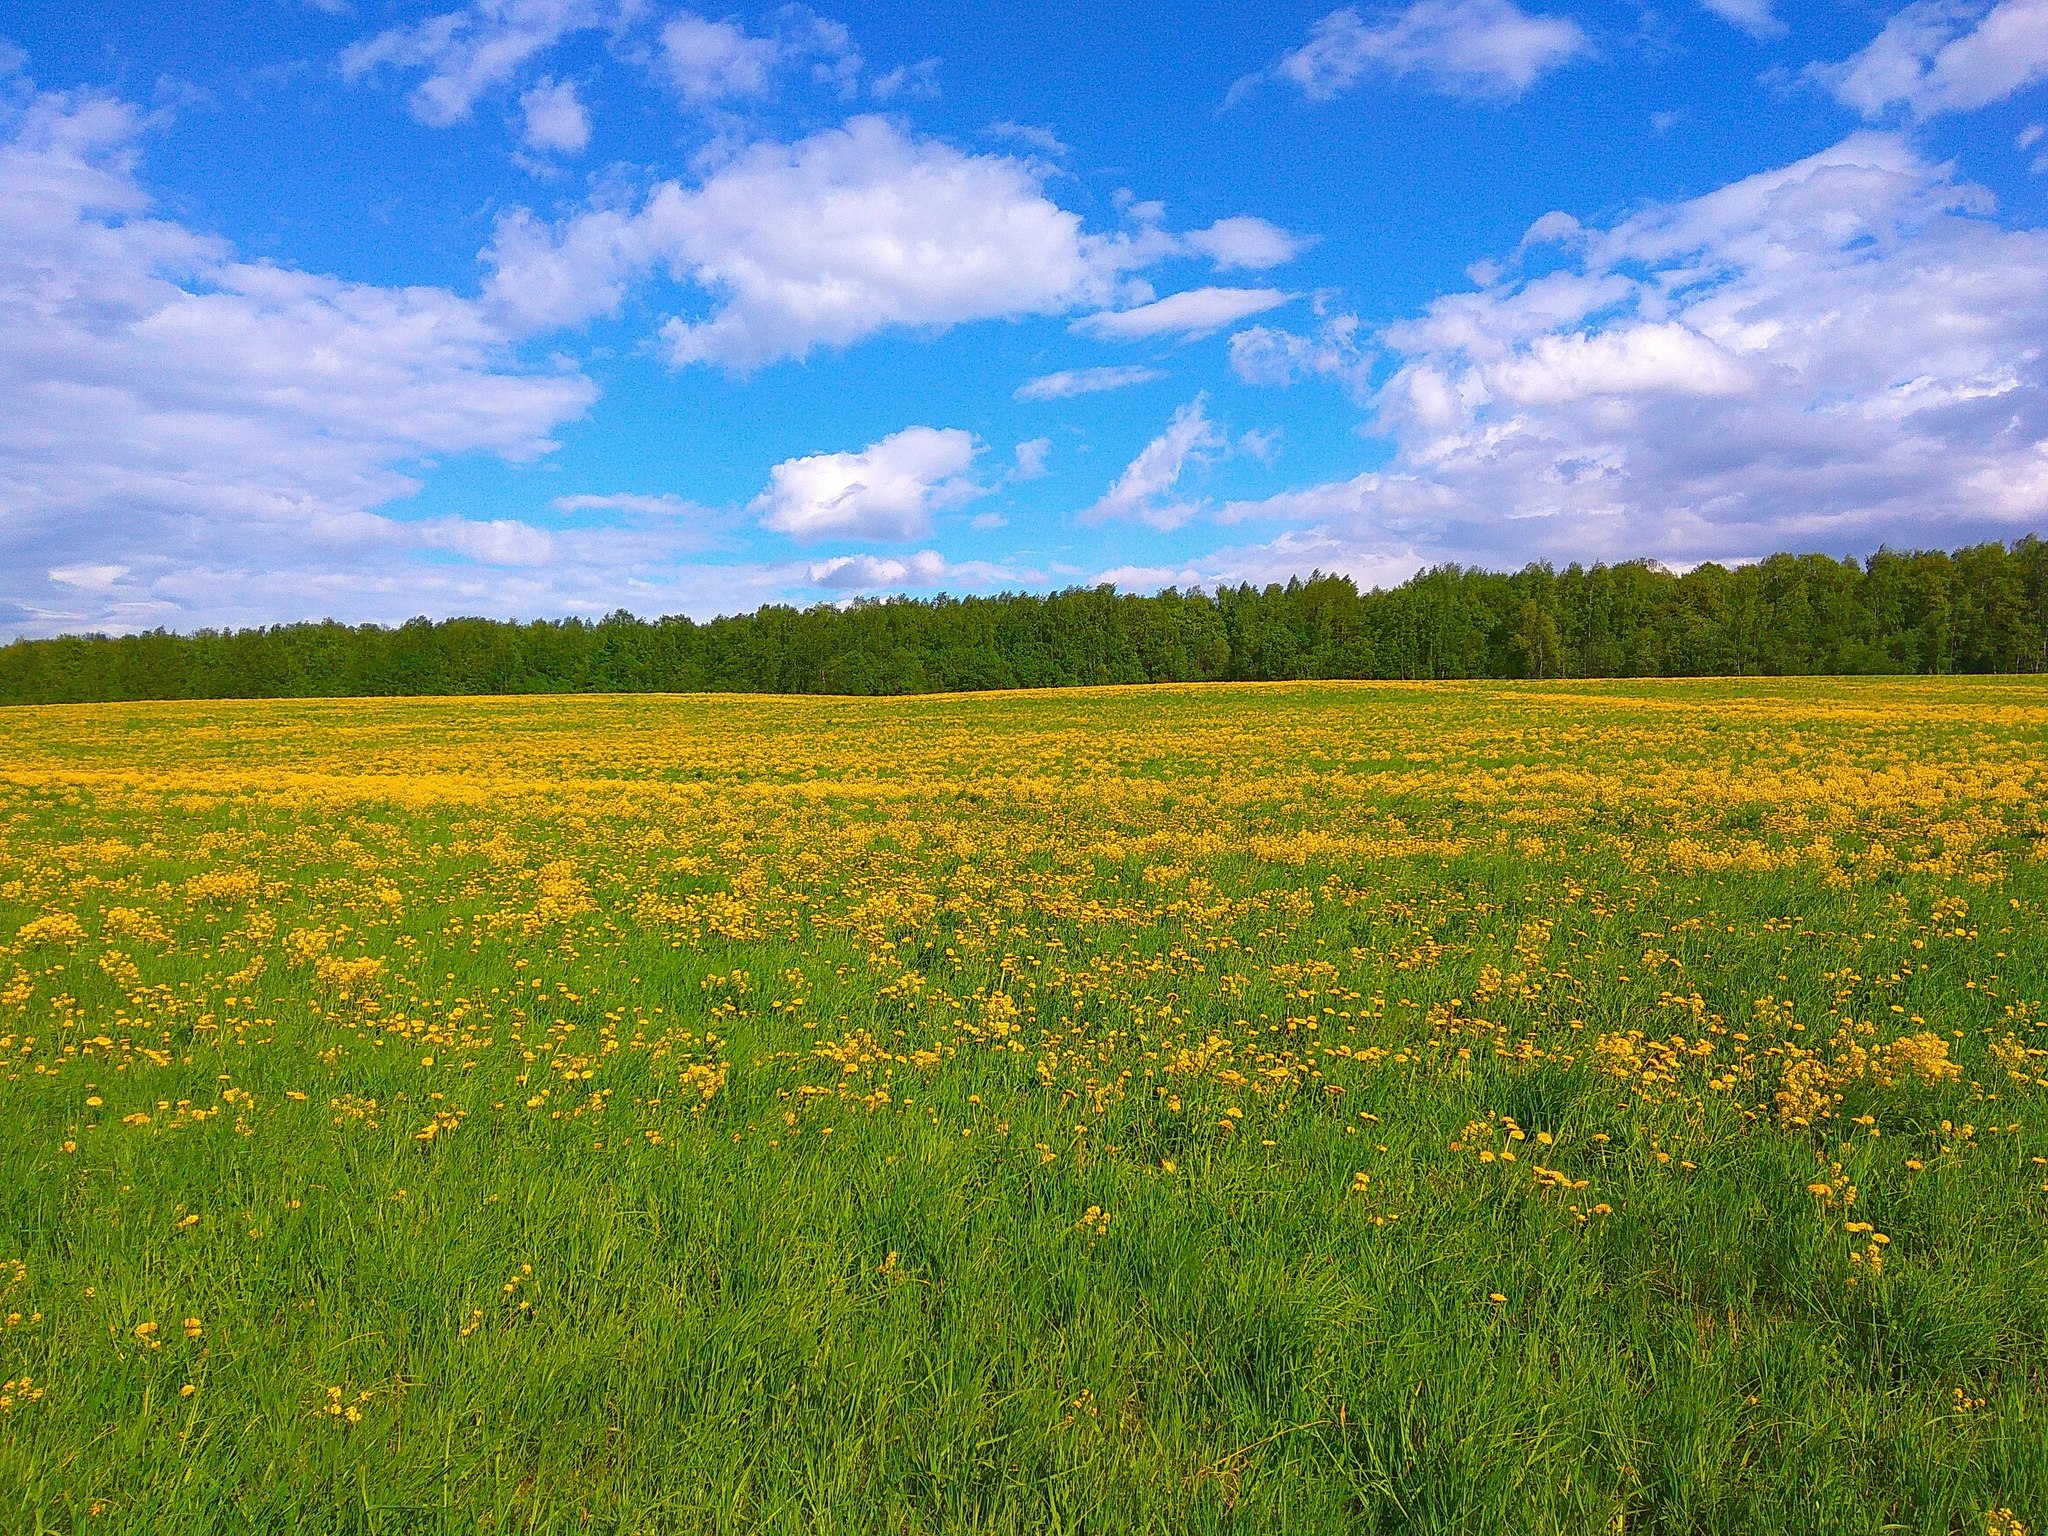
[801,12,865,96]
[1014,364,1167,400]
[1215,132,2048,573]
[1096,529,1425,595]
[1237,0,1588,105]
[1816,0,2048,120]
[1696,0,1784,38]
[803,549,1030,592]
[1184,216,1311,270]
[1483,322,1752,404]
[1084,397,1229,530]
[341,0,613,126]
[805,549,947,589]
[655,8,866,108]
[551,491,709,516]
[1230,313,1374,397]
[1238,428,1282,463]
[48,563,129,591]
[484,116,1180,366]
[416,516,557,566]
[1010,437,1051,481]
[1073,286,1292,340]
[752,426,984,541]
[520,76,589,152]
[986,119,1067,156]
[0,83,595,637]
[870,59,939,100]
[658,13,779,105]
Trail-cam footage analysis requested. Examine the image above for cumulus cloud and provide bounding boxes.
[1816,0,2048,121]
[658,13,780,105]
[1234,0,1588,105]
[341,0,614,126]
[1014,364,1167,400]
[0,81,595,637]
[519,76,589,152]
[1696,0,1784,38]
[1230,312,1374,397]
[483,116,1186,366]
[1215,132,2048,573]
[752,426,984,541]
[1184,216,1311,270]
[1482,322,1752,404]
[1072,287,1292,340]
[1084,397,1229,530]
[1010,437,1052,481]
[654,8,870,109]
[802,549,952,589]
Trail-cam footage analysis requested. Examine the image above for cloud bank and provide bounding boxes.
[0,83,597,635]
[1214,133,2048,578]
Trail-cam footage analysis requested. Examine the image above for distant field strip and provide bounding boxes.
[2,679,2046,1535]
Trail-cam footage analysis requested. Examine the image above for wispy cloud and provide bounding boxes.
[1230,312,1374,398]
[985,119,1068,156]
[1083,396,1230,530]
[341,0,617,126]
[1072,287,1292,341]
[1013,364,1167,400]
[1231,0,1588,106]
[551,492,712,517]
[1695,0,1784,39]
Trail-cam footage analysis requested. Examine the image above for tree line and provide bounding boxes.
[5,538,2046,705]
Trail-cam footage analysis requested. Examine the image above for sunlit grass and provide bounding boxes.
[1,677,2045,1534]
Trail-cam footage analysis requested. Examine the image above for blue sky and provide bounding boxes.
[2,0,2046,635]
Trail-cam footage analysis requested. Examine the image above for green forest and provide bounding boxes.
[5,538,2047,704]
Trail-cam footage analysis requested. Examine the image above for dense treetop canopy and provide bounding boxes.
[5,540,2045,705]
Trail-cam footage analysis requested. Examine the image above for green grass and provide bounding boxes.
[0,677,2044,1534]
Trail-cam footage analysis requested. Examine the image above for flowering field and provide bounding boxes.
[2,679,2046,1535]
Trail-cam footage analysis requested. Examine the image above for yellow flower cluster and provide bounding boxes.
[0,675,2043,1511]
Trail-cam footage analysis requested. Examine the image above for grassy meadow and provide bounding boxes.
[2,678,2046,1534]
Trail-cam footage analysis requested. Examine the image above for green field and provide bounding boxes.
[2,679,2045,1534]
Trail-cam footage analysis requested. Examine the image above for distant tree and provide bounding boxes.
[1509,600,1565,679]
[5,537,2046,704]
